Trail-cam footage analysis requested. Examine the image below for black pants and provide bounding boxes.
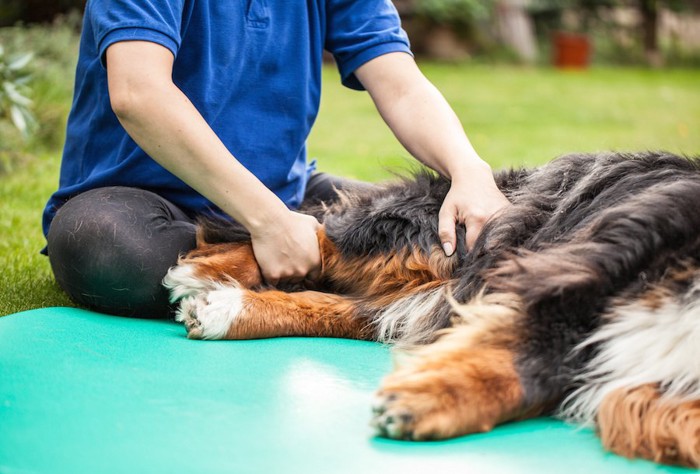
[46,173,366,318]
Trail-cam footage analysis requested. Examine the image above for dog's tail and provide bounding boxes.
[559,267,700,466]
[596,384,700,467]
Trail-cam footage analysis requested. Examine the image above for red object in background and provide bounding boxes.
[552,32,592,69]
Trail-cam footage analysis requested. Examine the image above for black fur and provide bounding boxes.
[477,152,700,406]
[198,151,700,409]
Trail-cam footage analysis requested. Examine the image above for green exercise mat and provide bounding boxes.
[0,308,689,473]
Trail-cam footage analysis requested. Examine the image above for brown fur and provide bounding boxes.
[180,240,262,289]
[224,289,373,340]
[598,384,700,468]
[376,345,525,439]
[166,151,700,468]
[318,230,452,304]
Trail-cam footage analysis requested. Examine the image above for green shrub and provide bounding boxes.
[0,44,35,139]
[0,12,80,168]
[414,0,494,26]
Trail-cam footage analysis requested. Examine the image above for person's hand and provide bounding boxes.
[250,210,322,286]
[438,166,511,254]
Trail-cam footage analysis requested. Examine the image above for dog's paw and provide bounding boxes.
[163,262,218,303]
[371,375,471,441]
[371,350,522,440]
[175,283,244,340]
[371,392,419,440]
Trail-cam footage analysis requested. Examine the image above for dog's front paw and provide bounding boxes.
[175,283,244,340]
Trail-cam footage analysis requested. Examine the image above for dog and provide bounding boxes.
[163,151,700,467]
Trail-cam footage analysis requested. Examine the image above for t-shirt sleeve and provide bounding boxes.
[325,0,412,91]
[87,0,186,67]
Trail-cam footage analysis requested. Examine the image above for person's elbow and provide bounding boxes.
[108,84,132,120]
[108,78,155,123]
[106,41,175,123]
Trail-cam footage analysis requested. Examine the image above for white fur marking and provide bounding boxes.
[163,263,216,303]
[177,283,244,340]
[560,278,700,425]
[375,287,445,345]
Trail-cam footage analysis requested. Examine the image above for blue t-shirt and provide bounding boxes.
[42,0,411,237]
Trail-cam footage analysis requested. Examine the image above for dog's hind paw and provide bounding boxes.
[371,379,474,441]
[175,283,244,340]
[371,343,525,441]
[371,393,419,440]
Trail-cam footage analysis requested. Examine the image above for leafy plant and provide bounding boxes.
[0,44,35,139]
[0,12,81,153]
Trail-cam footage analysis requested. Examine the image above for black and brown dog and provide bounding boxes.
[164,151,700,467]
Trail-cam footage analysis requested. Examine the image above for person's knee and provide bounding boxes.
[47,188,195,318]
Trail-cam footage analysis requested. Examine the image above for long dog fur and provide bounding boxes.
[164,151,700,467]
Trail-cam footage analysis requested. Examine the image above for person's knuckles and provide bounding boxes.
[266,268,284,280]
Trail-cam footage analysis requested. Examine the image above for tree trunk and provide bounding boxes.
[639,0,662,66]
[496,0,538,63]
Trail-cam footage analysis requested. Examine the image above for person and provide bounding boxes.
[42,0,511,318]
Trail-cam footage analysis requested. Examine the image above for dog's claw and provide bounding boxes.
[371,394,390,415]
[176,295,204,339]
[184,314,203,339]
[371,392,417,440]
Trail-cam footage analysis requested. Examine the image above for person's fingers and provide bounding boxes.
[438,209,457,257]
[260,266,280,286]
[252,212,323,286]
[465,200,511,251]
[465,220,481,251]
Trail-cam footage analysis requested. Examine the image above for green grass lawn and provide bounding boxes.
[1,64,699,316]
[311,64,700,178]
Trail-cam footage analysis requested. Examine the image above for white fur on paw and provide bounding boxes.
[163,263,216,303]
[176,283,244,340]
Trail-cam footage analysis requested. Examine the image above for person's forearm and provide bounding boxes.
[107,44,287,233]
[378,80,490,181]
[106,41,321,282]
[356,53,491,182]
[356,53,511,252]
[113,82,287,230]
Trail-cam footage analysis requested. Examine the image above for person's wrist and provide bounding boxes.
[245,202,290,238]
[447,157,493,186]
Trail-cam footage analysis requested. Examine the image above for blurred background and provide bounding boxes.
[2,0,700,63]
[1,0,699,170]
[0,0,698,171]
[0,0,699,314]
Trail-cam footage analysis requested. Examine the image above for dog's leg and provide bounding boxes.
[317,230,453,299]
[557,270,700,467]
[164,240,262,303]
[372,295,539,440]
[166,227,454,341]
[176,286,376,340]
[166,226,450,303]
[372,346,524,440]
[598,385,700,468]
